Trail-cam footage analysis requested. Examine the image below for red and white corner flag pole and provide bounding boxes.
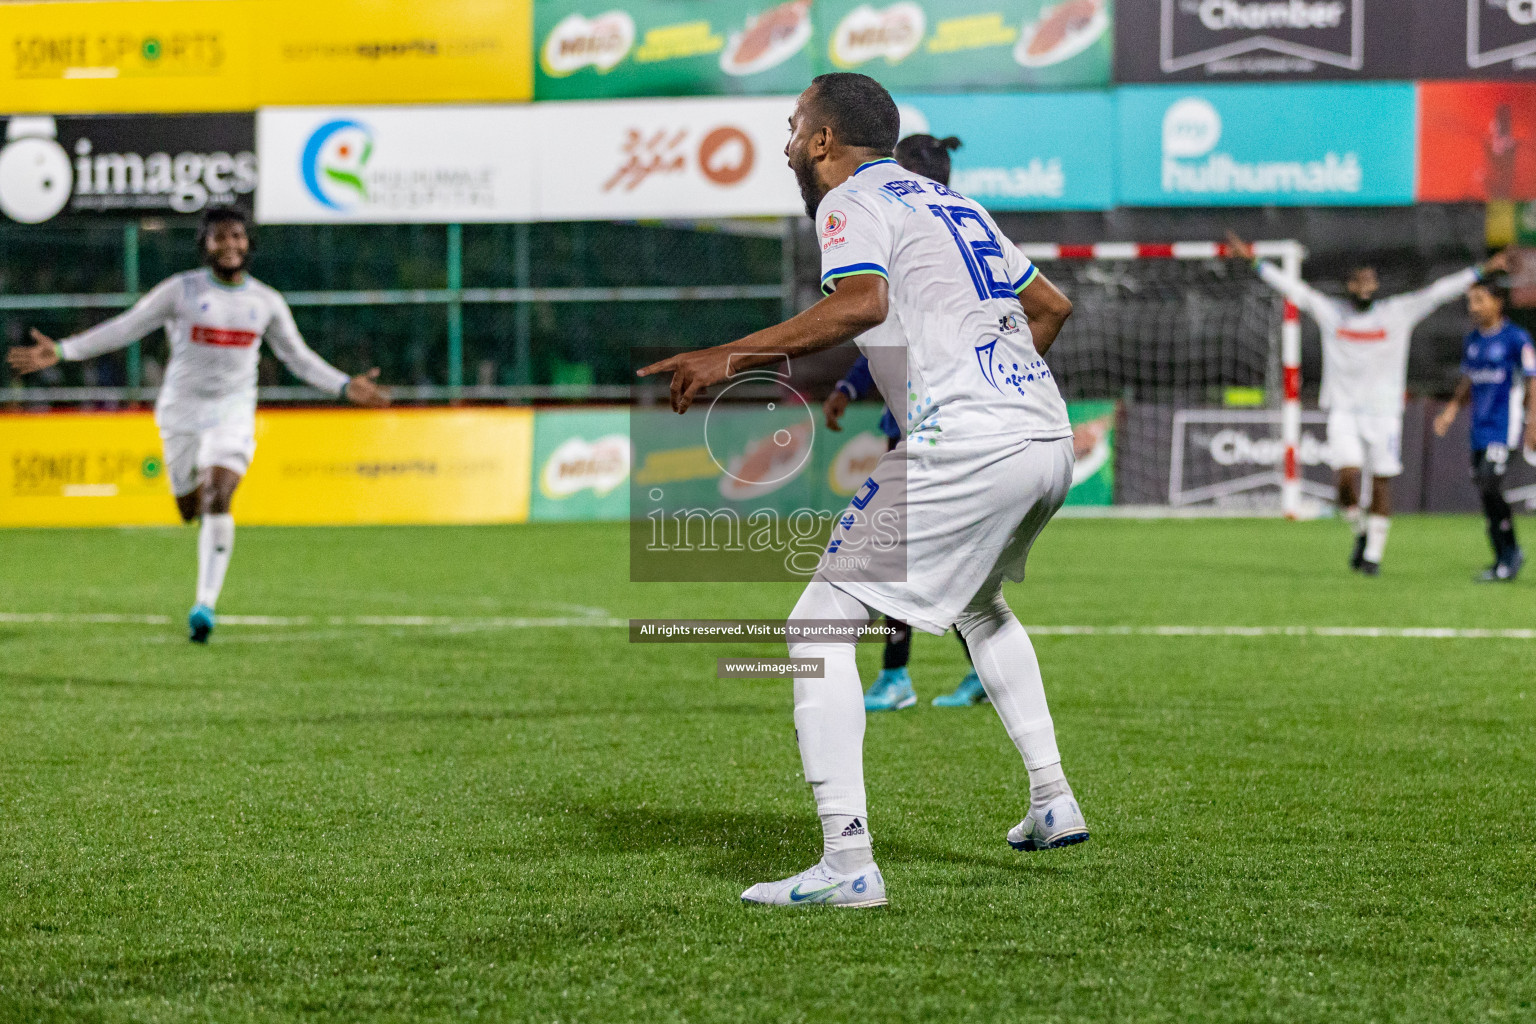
[1276,242,1305,519]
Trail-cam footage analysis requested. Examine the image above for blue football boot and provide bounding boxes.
[932,669,988,707]
[188,603,215,644]
[863,668,916,711]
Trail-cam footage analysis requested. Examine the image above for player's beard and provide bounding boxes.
[790,150,825,220]
[206,250,249,280]
[1350,295,1374,312]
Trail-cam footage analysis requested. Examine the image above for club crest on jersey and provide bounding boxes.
[998,314,1021,334]
[821,209,848,252]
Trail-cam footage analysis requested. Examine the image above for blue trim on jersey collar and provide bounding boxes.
[853,158,898,176]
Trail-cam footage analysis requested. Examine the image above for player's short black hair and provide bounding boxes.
[1471,275,1511,309]
[807,73,900,155]
[196,204,253,253]
[895,134,961,186]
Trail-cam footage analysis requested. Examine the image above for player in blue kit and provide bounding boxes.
[1433,277,1536,581]
[821,132,984,711]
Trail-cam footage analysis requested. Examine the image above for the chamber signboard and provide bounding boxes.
[1415,0,1536,77]
[1116,0,1536,81]
[0,113,256,224]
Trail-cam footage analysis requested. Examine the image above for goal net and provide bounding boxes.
[1017,241,1327,515]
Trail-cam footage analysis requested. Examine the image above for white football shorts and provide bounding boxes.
[160,406,257,497]
[1326,410,1403,477]
[817,434,1075,635]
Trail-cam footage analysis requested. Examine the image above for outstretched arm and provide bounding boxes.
[6,279,179,375]
[1226,232,1331,322]
[265,296,389,407]
[639,274,887,414]
[1394,250,1510,327]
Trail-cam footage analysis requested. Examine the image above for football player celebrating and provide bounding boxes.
[822,131,986,712]
[1433,276,1536,581]
[1228,233,1509,575]
[6,205,389,642]
[641,74,1082,908]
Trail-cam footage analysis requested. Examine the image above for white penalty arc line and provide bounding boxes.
[0,614,1534,640]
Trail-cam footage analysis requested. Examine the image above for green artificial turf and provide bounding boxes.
[2,516,1534,1023]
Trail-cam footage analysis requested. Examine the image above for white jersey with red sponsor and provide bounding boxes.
[816,157,1070,446]
[58,268,349,432]
[1257,262,1478,417]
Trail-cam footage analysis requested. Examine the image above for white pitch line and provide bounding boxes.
[0,612,625,628]
[1,614,1533,640]
[1022,625,1536,640]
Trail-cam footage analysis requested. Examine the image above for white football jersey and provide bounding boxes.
[816,158,1071,446]
[1258,262,1478,417]
[60,269,350,432]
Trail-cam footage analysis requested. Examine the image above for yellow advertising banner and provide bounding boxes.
[0,1,258,113]
[0,0,533,113]
[255,0,533,106]
[0,408,533,527]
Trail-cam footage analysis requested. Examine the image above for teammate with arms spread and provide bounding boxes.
[1228,233,1509,574]
[641,74,1082,908]
[6,206,389,642]
[1433,277,1536,581]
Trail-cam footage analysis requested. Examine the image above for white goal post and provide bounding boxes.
[1012,239,1308,517]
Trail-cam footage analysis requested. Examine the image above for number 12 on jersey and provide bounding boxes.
[928,204,1015,302]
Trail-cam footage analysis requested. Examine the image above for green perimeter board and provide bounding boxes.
[630,401,888,518]
[531,408,633,522]
[816,0,1111,91]
[535,0,819,99]
[1064,399,1114,506]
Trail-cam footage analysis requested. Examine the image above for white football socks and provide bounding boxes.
[955,586,1073,812]
[1364,514,1390,564]
[196,513,235,609]
[1345,505,1365,536]
[788,581,875,873]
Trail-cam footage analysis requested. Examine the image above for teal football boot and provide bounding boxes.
[863,668,916,711]
[931,669,987,707]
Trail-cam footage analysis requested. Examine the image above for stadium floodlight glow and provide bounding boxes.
[1015,239,1308,518]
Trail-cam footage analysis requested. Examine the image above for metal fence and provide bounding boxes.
[0,219,797,403]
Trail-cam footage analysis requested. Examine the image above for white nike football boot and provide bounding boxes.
[740,860,887,908]
[1007,795,1090,851]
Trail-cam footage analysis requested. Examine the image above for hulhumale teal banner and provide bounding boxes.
[895,91,1114,210]
[1116,83,1417,207]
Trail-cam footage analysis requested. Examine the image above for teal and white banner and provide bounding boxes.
[895,91,1114,210]
[1115,83,1417,207]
